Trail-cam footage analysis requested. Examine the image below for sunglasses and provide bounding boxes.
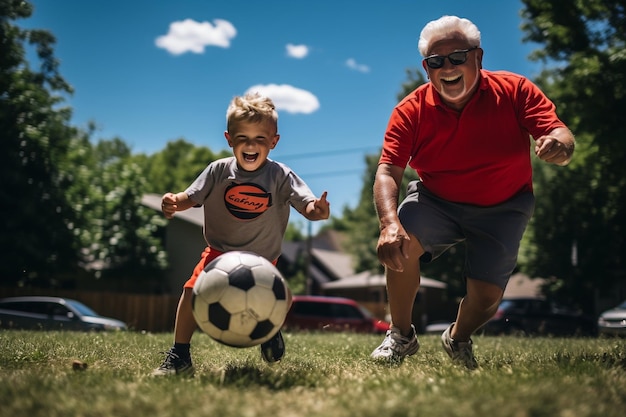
[423,46,479,69]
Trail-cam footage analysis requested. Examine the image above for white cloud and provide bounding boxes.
[245,84,320,114]
[286,43,309,59]
[345,58,370,73]
[155,18,237,55]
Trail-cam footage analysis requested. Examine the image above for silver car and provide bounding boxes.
[598,300,626,337]
[0,296,127,331]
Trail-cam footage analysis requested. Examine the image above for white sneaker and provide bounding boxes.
[441,323,478,369]
[371,325,419,363]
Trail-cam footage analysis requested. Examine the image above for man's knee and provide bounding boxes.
[466,278,504,309]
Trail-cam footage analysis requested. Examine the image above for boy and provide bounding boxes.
[153,92,330,376]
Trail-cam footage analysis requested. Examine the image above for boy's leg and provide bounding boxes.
[174,287,198,343]
[152,288,196,376]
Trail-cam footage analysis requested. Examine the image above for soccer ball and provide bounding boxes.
[191,251,291,347]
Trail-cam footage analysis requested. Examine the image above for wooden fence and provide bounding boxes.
[0,287,179,332]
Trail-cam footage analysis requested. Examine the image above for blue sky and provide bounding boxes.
[22,0,542,231]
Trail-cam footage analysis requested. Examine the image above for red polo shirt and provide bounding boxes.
[380,70,566,206]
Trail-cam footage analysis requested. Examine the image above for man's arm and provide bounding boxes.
[374,164,410,271]
[535,127,575,166]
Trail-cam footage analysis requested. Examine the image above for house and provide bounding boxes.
[321,270,453,332]
[142,194,350,293]
[503,273,547,298]
[142,194,206,292]
[142,193,451,327]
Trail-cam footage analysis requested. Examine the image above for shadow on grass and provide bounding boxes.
[198,360,321,390]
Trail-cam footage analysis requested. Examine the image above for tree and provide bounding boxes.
[0,0,80,285]
[519,0,626,310]
[137,139,231,195]
[1,1,170,290]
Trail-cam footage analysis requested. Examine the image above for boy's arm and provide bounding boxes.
[302,191,330,221]
[161,192,196,219]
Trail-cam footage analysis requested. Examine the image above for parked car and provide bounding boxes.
[283,295,390,334]
[597,300,626,337]
[481,297,596,337]
[0,296,127,331]
[424,321,452,335]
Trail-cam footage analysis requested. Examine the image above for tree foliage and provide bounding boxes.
[519,0,626,309]
[0,0,79,284]
[337,1,626,309]
[135,138,231,195]
[1,1,168,290]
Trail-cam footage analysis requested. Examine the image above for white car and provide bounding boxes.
[597,300,626,336]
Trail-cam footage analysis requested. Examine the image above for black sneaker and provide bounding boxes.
[151,348,195,377]
[260,330,285,363]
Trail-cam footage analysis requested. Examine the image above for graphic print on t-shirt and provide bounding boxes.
[224,182,273,220]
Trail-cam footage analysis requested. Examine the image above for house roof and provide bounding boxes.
[503,273,546,298]
[141,193,447,289]
[311,248,354,279]
[322,271,447,290]
[142,193,203,226]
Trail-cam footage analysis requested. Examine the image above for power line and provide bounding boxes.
[273,146,380,161]
[298,168,364,179]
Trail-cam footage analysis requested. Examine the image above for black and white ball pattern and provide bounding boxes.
[192,251,291,347]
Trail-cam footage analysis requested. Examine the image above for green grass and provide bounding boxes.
[0,330,624,417]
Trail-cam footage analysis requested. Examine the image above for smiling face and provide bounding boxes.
[225,120,279,172]
[423,37,483,111]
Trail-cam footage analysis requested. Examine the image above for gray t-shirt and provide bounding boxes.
[185,157,316,261]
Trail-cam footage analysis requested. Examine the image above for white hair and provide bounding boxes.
[418,16,481,56]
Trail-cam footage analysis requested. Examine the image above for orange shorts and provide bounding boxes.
[184,247,278,289]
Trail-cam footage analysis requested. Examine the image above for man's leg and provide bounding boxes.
[371,234,423,362]
[441,278,503,369]
[386,233,424,336]
[452,278,504,341]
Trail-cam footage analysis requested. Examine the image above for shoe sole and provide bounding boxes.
[151,365,195,377]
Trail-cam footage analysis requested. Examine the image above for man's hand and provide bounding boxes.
[535,128,575,166]
[377,221,411,272]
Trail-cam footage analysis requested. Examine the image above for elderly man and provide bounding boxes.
[370,15,574,368]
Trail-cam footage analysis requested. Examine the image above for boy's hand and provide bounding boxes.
[161,192,178,219]
[308,191,330,220]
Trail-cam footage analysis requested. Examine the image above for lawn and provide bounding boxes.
[0,330,624,417]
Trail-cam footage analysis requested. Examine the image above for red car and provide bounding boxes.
[283,295,390,334]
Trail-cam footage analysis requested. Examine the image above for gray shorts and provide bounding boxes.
[398,181,535,289]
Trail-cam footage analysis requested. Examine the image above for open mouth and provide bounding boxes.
[243,152,259,163]
[441,74,462,85]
